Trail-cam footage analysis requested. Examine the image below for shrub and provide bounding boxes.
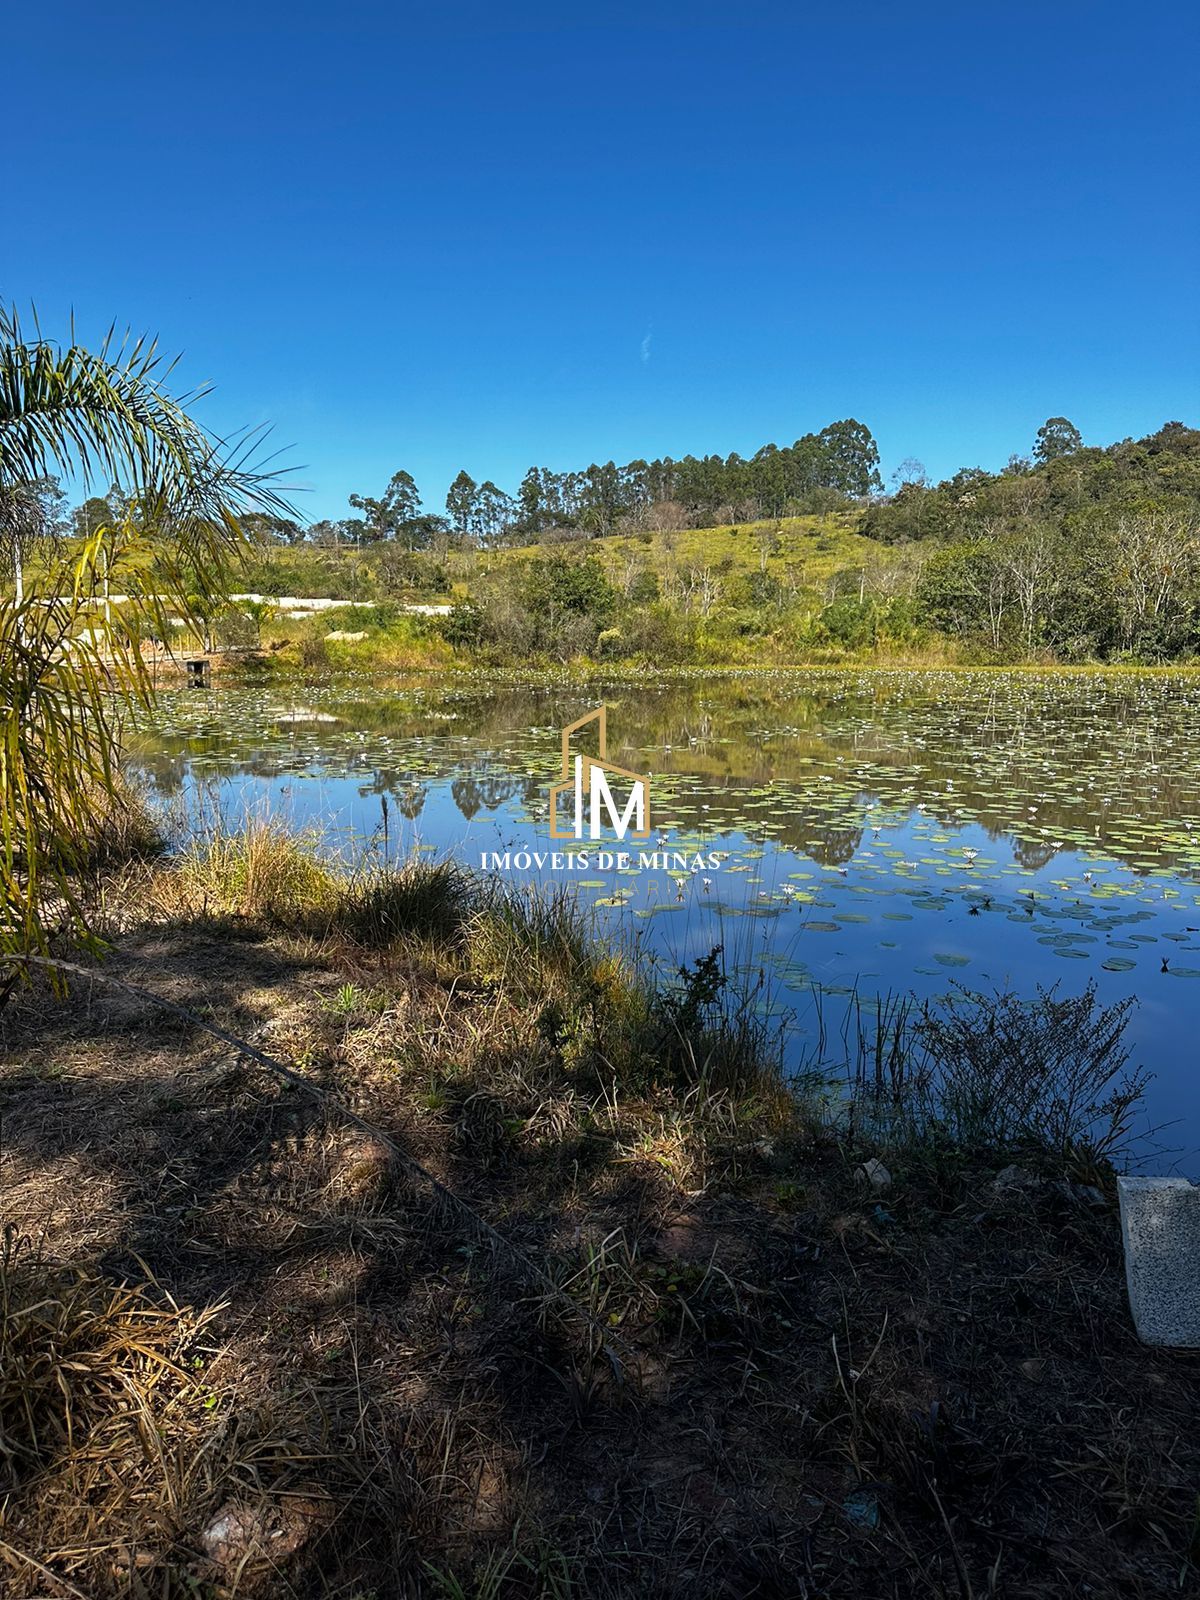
[439,601,484,649]
[627,569,660,604]
[729,570,783,608]
[846,982,1146,1166]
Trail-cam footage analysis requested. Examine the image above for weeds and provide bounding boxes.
[843,981,1147,1168]
[77,776,165,868]
[916,982,1145,1163]
[650,943,784,1099]
[425,1526,577,1599]
[1,825,1189,1598]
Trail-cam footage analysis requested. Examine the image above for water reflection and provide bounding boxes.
[129,672,1200,878]
[128,671,1200,1167]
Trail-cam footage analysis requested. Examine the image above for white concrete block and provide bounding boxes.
[1117,1176,1200,1347]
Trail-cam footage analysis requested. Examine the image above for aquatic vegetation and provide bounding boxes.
[844,981,1147,1165]
[130,668,1200,1158]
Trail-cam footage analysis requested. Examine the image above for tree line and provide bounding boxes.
[18,410,1200,663]
[859,419,1200,660]
[435,416,1200,666]
[228,417,885,550]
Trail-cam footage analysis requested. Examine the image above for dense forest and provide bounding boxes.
[861,418,1200,660]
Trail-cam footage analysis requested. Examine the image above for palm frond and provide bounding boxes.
[0,303,295,518]
[0,306,299,969]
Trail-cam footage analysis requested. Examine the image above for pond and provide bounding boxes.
[128,669,1200,1172]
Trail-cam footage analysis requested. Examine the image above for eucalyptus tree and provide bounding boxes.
[0,304,293,964]
[446,469,478,538]
[349,468,422,545]
[1033,417,1083,463]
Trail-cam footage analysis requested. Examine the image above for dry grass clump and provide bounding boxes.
[0,1224,348,1599]
[150,826,595,978]
[145,824,670,1074]
[152,820,342,927]
[0,1227,210,1489]
[77,776,166,868]
[0,1227,217,1594]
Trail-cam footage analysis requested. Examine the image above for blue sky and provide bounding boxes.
[6,1,1198,523]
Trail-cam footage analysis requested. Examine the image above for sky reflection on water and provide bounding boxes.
[129,670,1200,1172]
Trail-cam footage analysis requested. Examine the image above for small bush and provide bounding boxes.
[847,982,1146,1165]
[644,944,782,1098]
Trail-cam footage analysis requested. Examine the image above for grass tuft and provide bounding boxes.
[337,854,476,946]
[157,820,341,926]
[842,980,1148,1171]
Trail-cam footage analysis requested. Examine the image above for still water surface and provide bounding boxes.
[130,670,1200,1170]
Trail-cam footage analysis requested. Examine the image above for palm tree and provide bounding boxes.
[0,304,294,966]
[0,477,62,606]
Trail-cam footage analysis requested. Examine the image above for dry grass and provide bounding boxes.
[1,840,1198,1597]
[153,821,343,928]
[0,1230,223,1595]
[79,776,166,868]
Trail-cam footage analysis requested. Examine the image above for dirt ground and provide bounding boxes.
[1,918,1198,1599]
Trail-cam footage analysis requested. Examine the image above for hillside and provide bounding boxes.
[225,511,872,607]
[485,512,873,596]
[19,423,1199,669]
[228,512,899,671]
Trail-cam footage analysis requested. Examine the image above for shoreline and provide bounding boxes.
[207,650,1200,686]
[2,838,1196,1596]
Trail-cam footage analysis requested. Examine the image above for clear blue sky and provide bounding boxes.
[7,1,1198,523]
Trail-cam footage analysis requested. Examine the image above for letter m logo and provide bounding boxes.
[548,705,651,841]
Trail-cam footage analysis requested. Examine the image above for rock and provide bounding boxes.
[987,1164,1056,1204]
[1118,1176,1200,1347]
[657,1213,719,1264]
[1056,1180,1108,1210]
[990,1163,1039,1194]
[855,1157,892,1191]
[987,1168,1106,1211]
[200,1493,330,1575]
